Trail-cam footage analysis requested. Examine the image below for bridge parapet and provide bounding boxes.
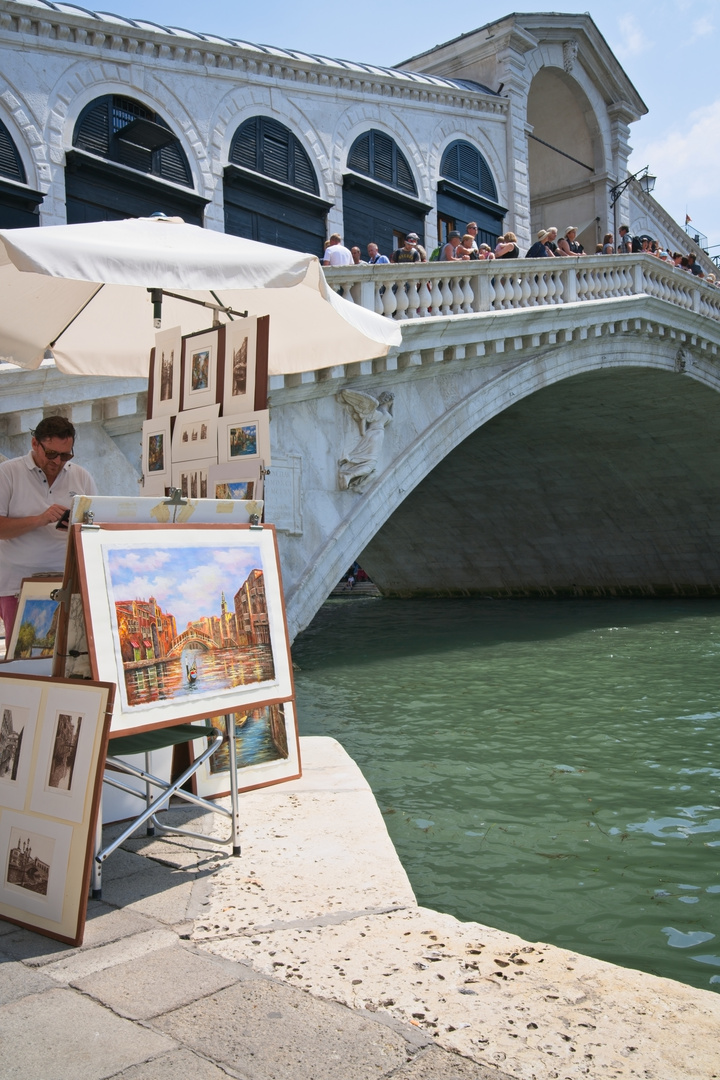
[324,254,720,326]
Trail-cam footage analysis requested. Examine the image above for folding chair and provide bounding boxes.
[92,718,242,899]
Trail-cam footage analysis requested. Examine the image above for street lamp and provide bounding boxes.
[610,166,656,206]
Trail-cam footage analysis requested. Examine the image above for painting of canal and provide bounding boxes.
[104,543,275,710]
[209,703,289,774]
[11,598,60,659]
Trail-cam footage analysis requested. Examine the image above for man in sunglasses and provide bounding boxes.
[0,416,96,649]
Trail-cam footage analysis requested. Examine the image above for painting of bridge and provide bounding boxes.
[104,542,275,709]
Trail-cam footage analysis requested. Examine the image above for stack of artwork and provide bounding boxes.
[142,318,270,503]
[0,673,114,944]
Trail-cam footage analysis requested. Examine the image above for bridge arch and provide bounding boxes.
[282,330,720,636]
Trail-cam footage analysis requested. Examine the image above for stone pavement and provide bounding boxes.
[1,737,719,1080]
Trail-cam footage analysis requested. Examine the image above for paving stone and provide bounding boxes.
[0,960,56,1005]
[107,1048,233,1079]
[153,977,410,1080]
[44,928,179,982]
[97,861,196,925]
[394,1045,519,1080]
[72,944,246,1020]
[0,987,176,1080]
[0,904,156,965]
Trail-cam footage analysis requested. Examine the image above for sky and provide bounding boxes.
[93,1,720,251]
[106,543,262,628]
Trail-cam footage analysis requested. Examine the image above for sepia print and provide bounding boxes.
[0,705,27,782]
[6,829,53,897]
[48,712,82,792]
[232,336,248,398]
[159,347,174,401]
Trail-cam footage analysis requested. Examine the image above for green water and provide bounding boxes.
[292,597,720,994]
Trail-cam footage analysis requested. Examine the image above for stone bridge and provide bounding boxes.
[166,628,217,656]
[264,256,720,639]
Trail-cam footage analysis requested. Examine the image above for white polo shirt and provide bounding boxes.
[0,452,97,594]
[323,244,354,266]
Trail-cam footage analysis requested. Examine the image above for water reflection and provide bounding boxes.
[124,645,274,707]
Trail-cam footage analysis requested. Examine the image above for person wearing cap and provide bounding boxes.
[322,233,354,267]
[440,231,465,261]
[391,233,422,264]
[525,230,555,258]
[0,415,97,651]
[558,226,584,257]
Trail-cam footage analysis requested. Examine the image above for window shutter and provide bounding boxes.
[0,120,26,183]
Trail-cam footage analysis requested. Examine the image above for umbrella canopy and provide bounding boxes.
[0,216,400,377]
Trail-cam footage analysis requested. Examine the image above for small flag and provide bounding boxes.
[685,214,692,225]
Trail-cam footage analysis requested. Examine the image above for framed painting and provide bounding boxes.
[192,698,300,798]
[6,577,63,662]
[141,416,171,490]
[0,674,114,945]
[181,328,221,412]
[208,462,262,502]
[171,458,215,501]
[73,523,293,735]
[218,410,270,467]
[221,317,258,416]
[171,403,220,463]
[149,326,182,418]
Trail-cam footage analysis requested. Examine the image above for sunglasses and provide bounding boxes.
[39,442,74,462]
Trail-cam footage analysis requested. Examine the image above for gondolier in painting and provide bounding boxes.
[0,416,97,650]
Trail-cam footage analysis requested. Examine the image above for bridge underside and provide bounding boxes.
[360,368,720,597]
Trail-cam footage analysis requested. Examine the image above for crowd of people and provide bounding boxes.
[322,225,714,281]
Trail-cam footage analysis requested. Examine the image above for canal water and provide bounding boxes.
[292,597,720,994]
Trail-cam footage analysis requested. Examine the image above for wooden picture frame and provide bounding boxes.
[148,326,182,418]
[180,327,221,412]
[0,673,114,945]
[141,416,172,490]
[218,410,270,467]
[6,577,63,662]
[192,697,300,798]
[221,317,258,416]
[171,403,220,464]
[73,523,293,735]
[208,462,263,502]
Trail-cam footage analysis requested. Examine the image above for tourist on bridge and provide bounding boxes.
[558,226,584,256]
[391,233,422,264]
[322,233,354,267]
[0,416,97,650]
[367,242,390,265]
[525,230,554,257]
[618,224,633,253]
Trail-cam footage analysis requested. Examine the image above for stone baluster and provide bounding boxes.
[545,272,557,305]
[374,283,384,316]
[537,271,549,305]
[429,276,443,316]
[406,279,420,318]
[520,273,532,307]
[417,278,431,318]
[450,275,465,313]
[461,276,474,314]
[394,280,410,320]
[440,277,454,315]
[381,280,397,319]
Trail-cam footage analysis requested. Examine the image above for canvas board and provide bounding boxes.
[218,410,270,467]
[222,316,258,416]
[208,462,263,502]
[149,326,182,418]
[0,674,114,945]
[192,698,300,798]
[181,328,221,411]
[171,403,220,464]
[70,494,264,527]
[141,416,172,488]
[74,524,293,734]
[6,577,63,662]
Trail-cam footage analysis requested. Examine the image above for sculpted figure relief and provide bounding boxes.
[337,389,395,493]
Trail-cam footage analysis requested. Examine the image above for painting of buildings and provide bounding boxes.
[0,707,24,781]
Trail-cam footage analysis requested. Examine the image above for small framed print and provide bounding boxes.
[181,328,221,411]
[222,317,258,416]
[171,458,215,501]
[171,403,220,463]
[218,410,270,467]
[149,326,182,418]
[142,416,171,488]
[6,577,63,661]
[208,462,263,502]
[192,698,300,799]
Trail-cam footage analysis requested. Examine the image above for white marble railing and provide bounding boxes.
[324,255,720,323]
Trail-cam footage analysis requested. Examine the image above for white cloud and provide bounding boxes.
[614,15,654,57]
[689,15,714,41]
[636,98,720,202]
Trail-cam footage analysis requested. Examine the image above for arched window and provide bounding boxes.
[347,130,417,196]
[230,117,318,195]
[440,141,497,202]
[73,95,192,187]
[0,118,26,184]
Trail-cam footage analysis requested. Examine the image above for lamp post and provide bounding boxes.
[609,166,656,243]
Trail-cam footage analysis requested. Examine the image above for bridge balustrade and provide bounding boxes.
[324,255,720,324]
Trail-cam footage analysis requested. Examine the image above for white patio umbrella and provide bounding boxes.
[0,216,400,377]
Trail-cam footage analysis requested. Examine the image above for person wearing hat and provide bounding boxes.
[391,232,422,264]
[558,226,584,257]
[525,229,555,258]
[440,230,465,261]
